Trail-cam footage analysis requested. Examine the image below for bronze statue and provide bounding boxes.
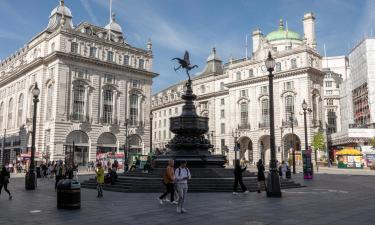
[172,51,198,81]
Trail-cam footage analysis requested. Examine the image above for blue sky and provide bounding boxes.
[0,0,373,93]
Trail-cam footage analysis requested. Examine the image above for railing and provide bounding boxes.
[70,114,92,123]
[259,122,270,129]
[238,123,251,130]
[282,118,298,127]
[349,123,375,129]
[100,117,120,126]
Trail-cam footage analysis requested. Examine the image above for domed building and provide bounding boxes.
[151,12,336,166]
[0,0,158,165]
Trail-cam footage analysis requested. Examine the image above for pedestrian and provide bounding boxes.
[175,161,191,213]
[256,159,266,193]
[233,159,249,195]
[159,159,177,205]
[281,161,288,179]
[0,166,13,200]
[95,162,104,198]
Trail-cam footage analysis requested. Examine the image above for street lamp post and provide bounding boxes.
[124,119,129,173]
[232,129,240,163]
[280,126,283,161]
[2,129,6,166]
[290,111,296,174]
[210,131,214,153]
[149,112,153,154]
[265,52,282,197]
[302,99,314,179]
[25,82,40,190]
[302,100,309,155]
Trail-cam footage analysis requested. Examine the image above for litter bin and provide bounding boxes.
[57,179,81,209]
[36,166,41,178]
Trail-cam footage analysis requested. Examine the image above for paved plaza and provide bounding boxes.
[0,169,374,225]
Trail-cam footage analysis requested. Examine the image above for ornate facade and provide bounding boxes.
[152,13,328,165]
[0,1,157,165]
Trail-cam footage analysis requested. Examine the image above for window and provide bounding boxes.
[240,89,248,97]
[240,102,248,126]
[138,59,145,69]
[285,45,292,50]
[328,118,336,125]
[221,139,226,152]
[221,98,225,105]
[236,71,241,81]
[124,55,130,65]
[325,81,332,87]
[169,109,172,115]
[291,58,297,69]
[7,98,13,129]
[248,69,254,77]
[200,102,208,109]
[175,107,178,114]
[285,96,294,121]
[200,85,206,94]
[220,82,225,90]
[105,74,114,84]
[276,62,281,72]
[132,80,139,88]
[71,42,78,53]
[220,109,225,118]
[261,86,268,94]
[163,119,166,127]
[89,47,97,58]
[107,51,114,62]
[0,102,3,130]
[272,47,278,52]
[327,99,334,106]
[103,89,113,124]
[284,81,293,90]
[261,99,269,125]
[130,94,138,125]
[158,120,161,128]
[49,67,55,79]
[163,130,166,139]
[46,86,53,121]
[73,84,85,120]
[163,110,166,116]
[326,90,333,95]
[220,123,225,134]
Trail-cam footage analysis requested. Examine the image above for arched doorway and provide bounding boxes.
[283,133,301,163]
[97,132,117,160]
[259,135,270,165]
[238,136,253,164]
[65,130,89,165]
[128,134,143,154]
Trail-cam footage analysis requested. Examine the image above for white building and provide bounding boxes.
[152,13,328,165]
[0,1,157,165]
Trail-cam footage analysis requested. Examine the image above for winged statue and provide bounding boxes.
[172,51,198,80]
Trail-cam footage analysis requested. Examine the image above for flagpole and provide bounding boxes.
[108,0,112,41]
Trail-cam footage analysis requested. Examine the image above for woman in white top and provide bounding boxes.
[174,161,191,213]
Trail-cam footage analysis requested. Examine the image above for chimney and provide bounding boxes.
[252,28,263,53]
[303,12,316,49]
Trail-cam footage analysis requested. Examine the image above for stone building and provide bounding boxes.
[152,13,328,165]
[0,1,157,165]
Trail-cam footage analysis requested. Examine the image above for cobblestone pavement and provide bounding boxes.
[0,173,374,225]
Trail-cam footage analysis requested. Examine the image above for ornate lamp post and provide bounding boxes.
[290,111,296,174]
[25,82,40,190]
[265,52,282,197]
[210,131,214,153]
[149,112,154,153]
[302,100,309,154]
[232,129,240,163]
[302,99,313,179]
[123,119,129,173]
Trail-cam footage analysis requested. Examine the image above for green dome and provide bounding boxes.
[266,19,302,41]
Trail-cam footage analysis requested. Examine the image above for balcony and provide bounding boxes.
[349,123,375,129]
[129,120,144,128]
[282,118,298,127]
[70,114,92,123]
[100,117,120,126]
[238,123,251,130]
[259,122,270,129]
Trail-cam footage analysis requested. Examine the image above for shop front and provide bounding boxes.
[336,148,363,169]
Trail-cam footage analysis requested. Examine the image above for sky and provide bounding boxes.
[0,0,373,93]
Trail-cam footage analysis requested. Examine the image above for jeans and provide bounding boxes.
[0,182,11,196]
[97,183,103,197]
[233,176,247,192]
[159,182,174,201]
[176,183,188,209]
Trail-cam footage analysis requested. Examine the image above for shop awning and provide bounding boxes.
[336,148,362,156]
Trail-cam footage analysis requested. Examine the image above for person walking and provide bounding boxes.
[233,159,249,195]
[256,159,266,193]
[159,159,177,205]
[0,166,12,200]
[95,162,105,198]
[175,161,191,213]
[280,161,288,180]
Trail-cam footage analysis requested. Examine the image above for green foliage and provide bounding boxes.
[370,137,375,148]
[312,132,325,150]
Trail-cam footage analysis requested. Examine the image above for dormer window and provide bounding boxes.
[107,51,114,62]
[71,42,78,54]
[124,55,130,65]
[90,47,97,58]
[138,59,145,69]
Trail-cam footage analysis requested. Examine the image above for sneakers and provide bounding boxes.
[159,198,163,205]
[244,190,249,194]
[176,207,181,213]
[165,199,170,202]
[181,208,188,213]
[171,201,178,205]
[9,195,12,200]
[232,192,238,195]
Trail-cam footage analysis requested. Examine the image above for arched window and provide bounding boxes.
[291,58,297,69]
[0,102,3,130]
[240,102,248,126]
[18,94,24,127]
[103,89,113,124]
[46,85,53,121]
[7,98,13,129]
[261,99,269,126]
[275,62,281,72]
[130,94,138,125]
[73,83,85,121]
[285,95,294,121]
